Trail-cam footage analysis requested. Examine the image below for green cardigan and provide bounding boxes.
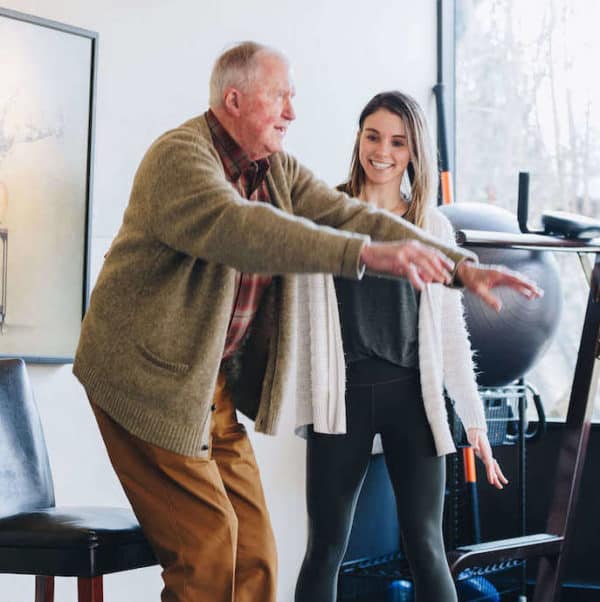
[73,113,474,457]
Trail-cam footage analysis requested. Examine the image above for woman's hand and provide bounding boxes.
[466,427,509,489]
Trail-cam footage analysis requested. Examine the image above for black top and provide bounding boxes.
[334,273,420,368]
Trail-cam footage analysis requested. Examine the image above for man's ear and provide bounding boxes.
[223,88,242,116]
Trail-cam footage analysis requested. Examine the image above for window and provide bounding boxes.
[455,0,600,419]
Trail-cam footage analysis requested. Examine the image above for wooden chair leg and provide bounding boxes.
[77,576,103,602]
[35,576,54,602]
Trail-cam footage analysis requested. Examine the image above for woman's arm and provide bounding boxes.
[436,213,508,488]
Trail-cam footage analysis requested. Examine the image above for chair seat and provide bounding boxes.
[0,506,156,577]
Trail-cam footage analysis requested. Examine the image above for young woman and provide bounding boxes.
[294,91,507,602]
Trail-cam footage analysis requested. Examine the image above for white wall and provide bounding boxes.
[0,1,437,600]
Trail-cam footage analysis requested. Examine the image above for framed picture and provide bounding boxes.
[0,7,97,363]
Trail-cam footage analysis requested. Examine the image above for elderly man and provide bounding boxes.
[73,41,539,602]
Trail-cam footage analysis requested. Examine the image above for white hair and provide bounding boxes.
[209,41,286,107]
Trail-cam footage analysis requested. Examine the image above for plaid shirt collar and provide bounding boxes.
[206,109,270,189]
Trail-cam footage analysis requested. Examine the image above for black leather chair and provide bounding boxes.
[0,358,157,602]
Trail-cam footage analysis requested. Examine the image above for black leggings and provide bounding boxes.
[294,359,457,602]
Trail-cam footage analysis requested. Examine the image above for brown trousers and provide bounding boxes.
[91,374,277,602]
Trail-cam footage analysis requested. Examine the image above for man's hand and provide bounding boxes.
[456,261,543,311]
[360,241,454,290]
[467,427,508,490]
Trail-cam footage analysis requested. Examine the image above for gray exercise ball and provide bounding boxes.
[439,202,562,387]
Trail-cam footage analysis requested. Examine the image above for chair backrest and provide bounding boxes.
[0,358,55,518]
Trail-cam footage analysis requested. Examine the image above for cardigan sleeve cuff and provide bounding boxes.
[340,236,371,279]
[449,256,480,289]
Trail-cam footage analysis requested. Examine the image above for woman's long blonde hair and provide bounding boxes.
[345,91,438,228]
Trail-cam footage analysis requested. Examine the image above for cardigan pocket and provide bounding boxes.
[137,342,191,375]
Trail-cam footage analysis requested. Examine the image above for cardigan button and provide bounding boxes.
[201,444,209,451]
[210,404,216,411]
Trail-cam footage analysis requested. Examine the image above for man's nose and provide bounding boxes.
[284,97,296,121]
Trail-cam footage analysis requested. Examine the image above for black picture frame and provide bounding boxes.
[0,6,97,363]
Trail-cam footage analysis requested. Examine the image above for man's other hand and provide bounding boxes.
[456,260,543,311]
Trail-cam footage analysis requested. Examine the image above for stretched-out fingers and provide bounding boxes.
[406,264,425,291]
[487,265,544,298]
[404,243,453,284]
[474,284,503,312]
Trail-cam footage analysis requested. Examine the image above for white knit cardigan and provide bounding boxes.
[294,207,487,456]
